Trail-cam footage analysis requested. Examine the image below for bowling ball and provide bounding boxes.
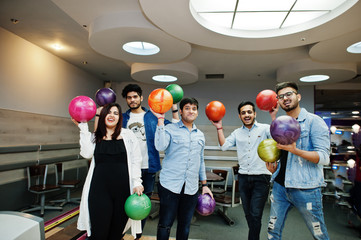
[205,101,226,122]
[257,139,281,163]
[270,115,301,145]
[256,90,278,111]
[165,84,184,104]
[196,193,216,216]
[68,96,97,122]
[124,193,152,220]
[95,88,116,106]
[148,88,173,113]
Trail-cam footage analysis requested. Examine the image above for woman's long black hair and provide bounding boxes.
[94,103,123,143]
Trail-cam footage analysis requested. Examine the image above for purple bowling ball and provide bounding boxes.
[270,115,301,145]
[196,193,216,216]
[95,88,116,106]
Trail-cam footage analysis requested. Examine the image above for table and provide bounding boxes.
[206,171,224,182]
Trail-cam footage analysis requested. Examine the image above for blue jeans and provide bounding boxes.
[136,169,156,238]
[267,182,329,240]
[238,174,271,240]
[157,183,198,240]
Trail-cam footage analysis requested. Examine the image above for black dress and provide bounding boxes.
[88,139,130,240]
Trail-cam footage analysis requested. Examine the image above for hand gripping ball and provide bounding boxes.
[148,88,173,114]
[257,139,281,163]
[270,115,301,145]
[95,88,116,106]
[196,193,216,216]
[124,194,152,220]
[68,96,97,122]
[256,90,278,111]
[205,101,226,122]
[165,84,184,104]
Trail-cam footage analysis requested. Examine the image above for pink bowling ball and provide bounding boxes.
[68,96,97,122]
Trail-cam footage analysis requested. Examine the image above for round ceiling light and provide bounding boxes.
[300,75,330,82]
[347,41,361,54]
[152,75,178,82]
[122,41,160,55]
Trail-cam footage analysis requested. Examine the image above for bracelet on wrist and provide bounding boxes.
[96,114,100,117]
[217,127,223,130]
[202,183,208,187]
[158,117,164,120]
[172,109,178,113]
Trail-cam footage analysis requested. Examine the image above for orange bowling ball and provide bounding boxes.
[148,88,173,114]
[205,101,226,122]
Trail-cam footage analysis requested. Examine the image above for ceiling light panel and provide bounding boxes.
[236,0,295,11]
[191,0,237,12]
[233,12,287,30]
[199,13,233,28]
[282,12,327,28]
[293,0,347,10]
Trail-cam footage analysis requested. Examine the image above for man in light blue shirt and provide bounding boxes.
[211,101,276,240]
[266,82,330,240]
[154,97,213,240]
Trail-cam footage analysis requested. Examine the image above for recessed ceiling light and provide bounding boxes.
[152,75,177,82]
[347,41,361,53]
[300,75,329,82]
[52,44,63,50]
[352,115,359,118]
[352,111,359,114]
[123,41,160,55]
[331,112,337,115]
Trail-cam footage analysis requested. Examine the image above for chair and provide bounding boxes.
[210,169,229,194]
[214,166,241,226]
[51,163,81,207]
[22,164,62,216]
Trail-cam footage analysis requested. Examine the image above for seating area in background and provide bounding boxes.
[22,164,62,217]
[213,166,241,226]
[50,163,81,207]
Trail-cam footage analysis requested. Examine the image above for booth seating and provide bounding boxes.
[22,164,62,216]
[50,163,81,207]
[214,166,241,226]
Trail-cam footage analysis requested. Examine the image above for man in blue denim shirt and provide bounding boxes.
[121,84,179,239]
[154,97,213,240]
[266,82,330,240]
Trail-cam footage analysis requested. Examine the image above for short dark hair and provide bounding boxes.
[180,97,199,110]
[121,84,142,98]
[94,103,122,143]
[238,101,255,114]
[275,82,299,94]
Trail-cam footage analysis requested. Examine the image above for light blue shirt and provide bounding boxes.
[271,108,331,189]
[221,121,272,175]
[155,120,206,195]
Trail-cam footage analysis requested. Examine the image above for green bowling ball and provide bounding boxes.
[165,84,184,104]
[124,193,151,220]
[257,139,281,163]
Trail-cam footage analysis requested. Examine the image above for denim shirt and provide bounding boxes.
[155,120,206,195]
[221,121,272,175]
[123,107,171,173]
[271,108,330,189]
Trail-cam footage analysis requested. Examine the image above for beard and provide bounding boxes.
[128,102,141,110]
[282,101,299,112]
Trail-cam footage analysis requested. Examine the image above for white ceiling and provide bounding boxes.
[0,0,361,118]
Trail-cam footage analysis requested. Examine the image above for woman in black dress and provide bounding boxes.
[75,103,144,239]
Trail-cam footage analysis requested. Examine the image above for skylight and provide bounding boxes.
[190,0,357,38]
[152,75,178,82]
[123,41,160,55]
